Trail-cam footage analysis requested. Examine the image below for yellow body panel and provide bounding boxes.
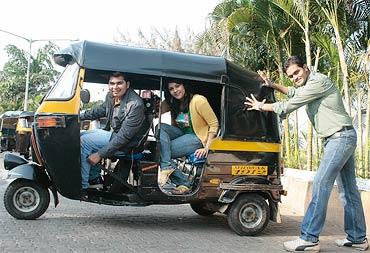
[16,127,31,133]
[209,138,280,153]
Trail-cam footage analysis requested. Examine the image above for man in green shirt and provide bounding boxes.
[245,56,368,252]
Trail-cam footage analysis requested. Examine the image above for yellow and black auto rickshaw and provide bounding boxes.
[0,111,22,152]
[3,41,285,236]
[15,111,34,159]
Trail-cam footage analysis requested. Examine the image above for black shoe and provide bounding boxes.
[80,189,89,201]
[88,176,103,189]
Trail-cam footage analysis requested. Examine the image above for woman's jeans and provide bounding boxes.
[80,129,112,189]
[158,123,203,187]
[300,129,367,243]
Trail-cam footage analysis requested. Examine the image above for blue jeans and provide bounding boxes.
[80,129,112,189]
[300,129,367,243]
[158,123,203,187]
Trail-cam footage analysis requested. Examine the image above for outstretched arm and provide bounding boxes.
[257,70,289,95]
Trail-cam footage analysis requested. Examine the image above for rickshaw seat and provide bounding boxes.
[187,152,206,165]
[113,151,144,161]
[176,152,206,188]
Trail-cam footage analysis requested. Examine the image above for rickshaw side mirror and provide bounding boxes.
[80,89,90,104]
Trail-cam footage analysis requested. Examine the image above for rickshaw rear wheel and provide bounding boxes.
[4,179,50,220]
[227,193,269,236]
[190,202,216,216]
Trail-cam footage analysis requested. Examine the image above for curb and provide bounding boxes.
[282,168,370,235]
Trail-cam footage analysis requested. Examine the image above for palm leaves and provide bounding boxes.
[196,0,370,177]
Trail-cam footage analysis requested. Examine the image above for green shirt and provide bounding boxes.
[175,111,195,134]
[272,72,353,138]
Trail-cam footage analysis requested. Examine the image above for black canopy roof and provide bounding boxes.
[53,40,280,142]
[54,40,257,84]
[0,111,22,119]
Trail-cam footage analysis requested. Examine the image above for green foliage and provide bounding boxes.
[0,42,60,113]
[81,100,103,111]
[198,0,370,178]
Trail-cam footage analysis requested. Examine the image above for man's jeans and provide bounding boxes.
[158,123,202,187]
[300,129,367,243]
[80,129,112,189]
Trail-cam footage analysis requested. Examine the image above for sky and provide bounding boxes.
[0,0,221,69]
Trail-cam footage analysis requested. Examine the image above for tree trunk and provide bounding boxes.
[313,47,321,167]
[306,122,313,171]
[357,89,363,177]
[304,24,313,171]
[283,118,291,165]
[294,111,301,169]
[333,20,351,115]
[365,83,370,179]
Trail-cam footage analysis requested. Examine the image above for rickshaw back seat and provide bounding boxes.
[175,152,206,188]
[187,153,206,165]
[113,151,144,161]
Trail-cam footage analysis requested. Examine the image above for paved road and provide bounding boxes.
[0,153,360,253]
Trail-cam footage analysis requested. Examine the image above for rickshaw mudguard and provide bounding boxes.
[218,175,283,223]
[218,176,283,203]
[5,163,59,207]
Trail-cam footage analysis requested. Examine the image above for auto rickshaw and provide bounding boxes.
[3,40,285,236]
[0,111,22,152]
[15,111,34,159]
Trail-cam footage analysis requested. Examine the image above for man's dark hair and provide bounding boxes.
[284,56,305,71]
[110,71,130,82]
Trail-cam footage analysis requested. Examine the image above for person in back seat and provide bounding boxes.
[79,72,146,199]
[157,79,219,194]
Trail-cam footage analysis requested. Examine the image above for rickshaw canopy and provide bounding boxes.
[54,40,258,85]
[0,111,22,119]
[18,111,35,118]
[53,40,280,142]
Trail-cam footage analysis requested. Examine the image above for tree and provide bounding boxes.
[114,27,199,53]
[0,42,60,112]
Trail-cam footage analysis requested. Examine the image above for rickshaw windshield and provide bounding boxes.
[18,118,28,128]
[45,63,79,101]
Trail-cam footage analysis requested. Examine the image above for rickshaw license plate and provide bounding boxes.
[232,165,268,175]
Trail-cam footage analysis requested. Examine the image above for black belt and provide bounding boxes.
[337,125,354,132]
[324,125,354,141]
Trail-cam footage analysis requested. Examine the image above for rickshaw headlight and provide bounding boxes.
[36,116,66,128]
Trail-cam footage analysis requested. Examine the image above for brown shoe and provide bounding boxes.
[171,185,190,195]
[159,169,174,187]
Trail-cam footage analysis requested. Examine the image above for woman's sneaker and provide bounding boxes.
[283,238,320,252]
[335,238,369,251]
[171,185,190,195]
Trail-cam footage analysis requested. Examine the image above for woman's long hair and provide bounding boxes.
[164,79,193,119]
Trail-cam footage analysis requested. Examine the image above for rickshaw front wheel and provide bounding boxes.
[227,193,269,236]
[4,179,50,220]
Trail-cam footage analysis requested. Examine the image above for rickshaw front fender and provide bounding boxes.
[5,164,59,207]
